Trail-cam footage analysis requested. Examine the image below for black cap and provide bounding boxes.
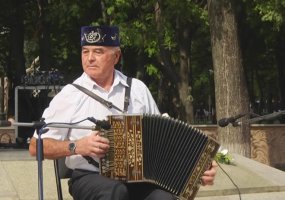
[81,25,120,47]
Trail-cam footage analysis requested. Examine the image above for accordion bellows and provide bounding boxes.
[100,114,220,200]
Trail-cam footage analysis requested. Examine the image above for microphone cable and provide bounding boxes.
[215,160,242,200]
[39,117,111,133]
[41,118,88,129]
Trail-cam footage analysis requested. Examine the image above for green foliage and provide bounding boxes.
[241,0,284,112]
[145,64,160,78]
[107,6,115,16]
[252,0,285,29]
[215,152,233,165]
[0,0,284,120]
[215,149,233,165]
[144,41,158,58]
[163,29,177,50]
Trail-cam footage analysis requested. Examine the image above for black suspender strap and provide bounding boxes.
[124,77,132,112]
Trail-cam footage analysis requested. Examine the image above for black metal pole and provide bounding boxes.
[11,119,103,200]
[36,128,44,200]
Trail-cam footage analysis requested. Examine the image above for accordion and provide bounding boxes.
[100,114,220,200]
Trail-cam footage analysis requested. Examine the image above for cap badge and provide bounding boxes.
[84,30,106,44]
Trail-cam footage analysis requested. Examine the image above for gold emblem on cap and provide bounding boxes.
[84,30,106,43]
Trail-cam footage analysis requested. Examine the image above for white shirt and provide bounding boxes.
[35,70,160,171]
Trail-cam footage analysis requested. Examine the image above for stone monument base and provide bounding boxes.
[0,151,285,200]
[196,153,285,200]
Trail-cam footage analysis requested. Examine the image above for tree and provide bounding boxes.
[5,0,26,116]
[154,1,194,122]
[249,0,285,119]
[1,0,283,127]
[208,0,251,157]
[104,0,212,122]
[37,0,51,71]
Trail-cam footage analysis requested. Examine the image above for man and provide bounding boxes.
[29,25,217,200]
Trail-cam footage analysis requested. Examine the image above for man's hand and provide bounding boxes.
[201,160,218,186]
[75,131,110,158]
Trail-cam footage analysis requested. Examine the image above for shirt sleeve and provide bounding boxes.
[32,84,81,140]
[129,78,160,115]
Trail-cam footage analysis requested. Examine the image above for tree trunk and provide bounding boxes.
[275,25,285,122]
[37,0,50,71]
[7,0,25,115]
[154,2,194,123]
[177,25,194,123]
[208,0,251,157]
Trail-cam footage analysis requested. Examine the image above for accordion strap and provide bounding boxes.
[71,77,132,169]
[83,156,99,168]
[71,77,132,113]
[71,83,123,112]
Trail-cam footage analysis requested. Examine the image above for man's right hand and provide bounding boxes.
[75,131,110,158]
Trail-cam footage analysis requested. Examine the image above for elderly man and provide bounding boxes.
[29,25,217,200]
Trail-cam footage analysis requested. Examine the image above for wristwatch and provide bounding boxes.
[68,141,77,155]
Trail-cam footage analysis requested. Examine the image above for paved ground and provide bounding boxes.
[1,149,285,200]
[0,149,71,200]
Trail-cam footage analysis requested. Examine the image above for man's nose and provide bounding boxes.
[88,52,95,61]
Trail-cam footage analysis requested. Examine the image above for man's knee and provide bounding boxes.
[103,181,129,200]
[70,174,129,200]
[145,189,176,200]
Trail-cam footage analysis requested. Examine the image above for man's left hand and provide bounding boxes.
[201,160,218,186]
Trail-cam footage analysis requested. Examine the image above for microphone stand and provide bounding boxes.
[234,110,285,126]
[11,119,47,200]
[12,120,99,200]
[35,119,46,200]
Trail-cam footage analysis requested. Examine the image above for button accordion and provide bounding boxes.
[100,114,220,200]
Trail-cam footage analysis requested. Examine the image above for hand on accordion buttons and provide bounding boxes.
[201,160,218,186]
[76,131,110,158]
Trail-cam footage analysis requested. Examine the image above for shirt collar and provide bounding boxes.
[113,70,129,88]
[82,70,129,90]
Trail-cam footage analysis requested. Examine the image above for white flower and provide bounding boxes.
[162,113,170,118]
[221,149,228,155]
[216,147,233,165]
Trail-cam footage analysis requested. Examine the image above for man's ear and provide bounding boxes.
[114,49,121,64]
[115,54,123,71]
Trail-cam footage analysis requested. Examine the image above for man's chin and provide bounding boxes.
[85,71,100,79]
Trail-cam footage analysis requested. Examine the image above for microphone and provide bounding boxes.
[87,117,111,130]
[0,120,12,127]
[218,113,246,127]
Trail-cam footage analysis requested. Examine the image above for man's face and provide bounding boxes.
[81,46,121,81]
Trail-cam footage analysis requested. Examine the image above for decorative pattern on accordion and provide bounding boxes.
[100,115,144,181]
[100,114,220,200]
